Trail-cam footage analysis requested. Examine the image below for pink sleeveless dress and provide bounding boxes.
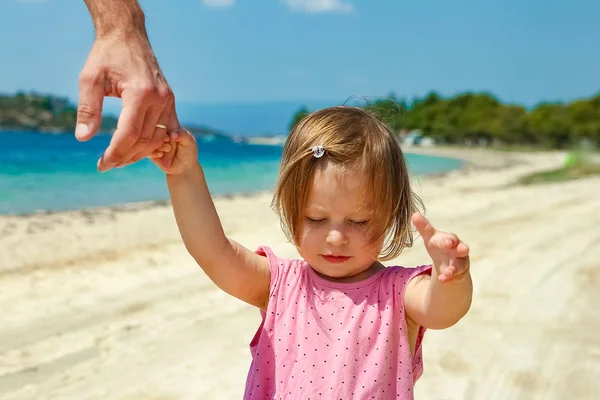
[244,246,432,400]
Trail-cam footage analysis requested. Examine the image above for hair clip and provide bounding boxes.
[312,145,325,158]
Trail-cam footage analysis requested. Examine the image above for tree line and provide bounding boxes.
[290,91,600,149]
[0,92,118,132]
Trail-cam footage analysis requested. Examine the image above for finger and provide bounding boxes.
[412,212,436,243]
[126,102,171,165]
[161,103,181,168]
[172,129,196,146]
[76,68,105,141]
[443,233,460,249]
[150,150,164,158]
[438,272,454,282]
[157,142,171,152]
[97,98,147,172]
[151,95,173,149]
[114,104,163,167]
[167,100,181,131]
[456,242,470,258]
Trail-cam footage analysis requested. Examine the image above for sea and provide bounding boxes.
[0,131,464,215]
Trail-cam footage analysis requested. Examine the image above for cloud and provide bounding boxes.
[283,0,354,14]
[202,0,235,8]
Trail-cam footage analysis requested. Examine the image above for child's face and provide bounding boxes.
[297,163,385,282]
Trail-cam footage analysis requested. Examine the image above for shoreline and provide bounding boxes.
[0,147,566,276]
[0,146,567,225]
[0,146,528,219]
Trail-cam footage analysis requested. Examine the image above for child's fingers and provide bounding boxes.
[157,143,171,153]
[150,150,164,159]
[444,235,459,249]
[439,264,467,282]
[432,233,464,252]
[456,242,470,258]
[439,274,451,282]
[160,133,179,168]
[439,257,470,282]
[412,212,436,243]
[171,129,195,147]
[438,265,455,282]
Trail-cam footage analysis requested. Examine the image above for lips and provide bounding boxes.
[322,255,351,264]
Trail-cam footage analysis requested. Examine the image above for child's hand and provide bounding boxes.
[412,212,470,283]
[149,128,199,175]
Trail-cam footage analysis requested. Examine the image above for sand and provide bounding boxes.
[1,148,599,400]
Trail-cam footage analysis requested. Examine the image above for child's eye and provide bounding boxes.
[306,217,326,225]
[349,220,369,227]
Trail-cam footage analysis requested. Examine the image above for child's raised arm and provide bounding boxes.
[154,129,271,309]
[404,212,473,330]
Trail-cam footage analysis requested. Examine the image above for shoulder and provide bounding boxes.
[380,264,432,298]
[384,264,432,285]
[255,245,303,274]
[255,245,307,296]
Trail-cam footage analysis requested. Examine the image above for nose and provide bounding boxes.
[326,228,348,246]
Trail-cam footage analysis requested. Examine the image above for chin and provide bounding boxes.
[315,263,361,278]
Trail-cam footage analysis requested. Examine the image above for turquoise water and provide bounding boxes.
[0,131,463,215]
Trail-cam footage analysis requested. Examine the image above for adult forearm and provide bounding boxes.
[425,272,473,329]
[83,0,147,38]
[166,164,231,268]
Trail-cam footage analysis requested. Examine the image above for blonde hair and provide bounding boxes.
[272,105,423,261]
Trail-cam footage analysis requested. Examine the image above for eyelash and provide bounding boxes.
[305,217,368,227]
[349,220,369,227]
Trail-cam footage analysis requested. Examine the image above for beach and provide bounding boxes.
[1,148,599,399]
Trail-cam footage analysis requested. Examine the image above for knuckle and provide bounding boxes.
[137,84,158,98]
[78,70,95,86]
[77,103,98,118]
[137,135,151,146]
[157,86,172,101]
[123,129,141,145]
[151,139,165,151]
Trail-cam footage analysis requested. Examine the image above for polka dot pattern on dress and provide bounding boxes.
[244,246,432,400]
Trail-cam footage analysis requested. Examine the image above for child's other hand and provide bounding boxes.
[149,129,198,175]
[412,212,470,283]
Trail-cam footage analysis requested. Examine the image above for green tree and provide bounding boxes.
[281,90,600,150]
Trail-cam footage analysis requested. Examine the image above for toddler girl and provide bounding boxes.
[151,105,473,399]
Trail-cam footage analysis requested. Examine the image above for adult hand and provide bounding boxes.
[76,32,174,172]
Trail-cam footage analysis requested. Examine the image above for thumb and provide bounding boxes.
[412,212,436,243]
[75,71,105,141]
[172,128,195,147]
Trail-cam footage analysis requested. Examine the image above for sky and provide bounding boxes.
[1,0,599,133]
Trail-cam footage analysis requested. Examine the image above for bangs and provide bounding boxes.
[272,105,424,260]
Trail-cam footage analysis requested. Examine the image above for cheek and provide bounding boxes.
[360,227,386,253]
[297,225,316,248]
[354,226,376,243]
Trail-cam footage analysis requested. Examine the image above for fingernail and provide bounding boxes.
[97,158,113,172]
[75,123,89,138]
